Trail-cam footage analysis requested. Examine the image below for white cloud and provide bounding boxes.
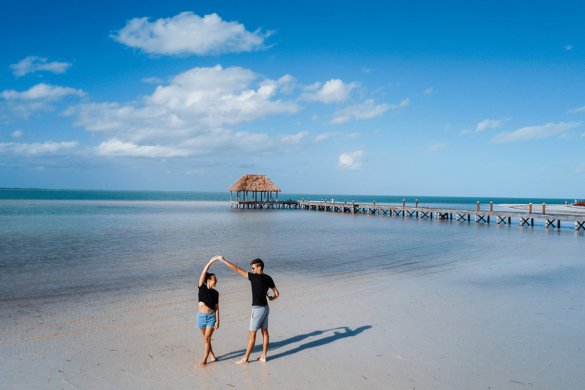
[314,131,360,143]
[280,131,309,144]
[475,119,503,132]
[425,142,447,153]
[338,150,364,170]
[1,83,84,101]
[95,139,191,158]
[70,65,298,143]
[112,12,270,56]
[424,87,434,95]
[1,83,85,120]
[0,141,79,155]
[565,44,574,51]
[65,65,302,158]
[492,121,582,143]
[314,132,332,142]
[11,130,23,138]
[11,56,72,77]
[303,79,357,103]
[568,105,585,114]
[330,98,408,124]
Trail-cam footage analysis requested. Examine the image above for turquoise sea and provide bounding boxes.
[0,187,577,204]
[1,188,585,387]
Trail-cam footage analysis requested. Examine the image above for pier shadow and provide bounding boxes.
[217,325,372,362]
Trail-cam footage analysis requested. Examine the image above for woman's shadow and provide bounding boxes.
[217,325,372,361]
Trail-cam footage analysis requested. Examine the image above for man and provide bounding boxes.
[219,256,279,363]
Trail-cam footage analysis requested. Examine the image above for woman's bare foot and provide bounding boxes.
[235,358,248,365]
[196,360,207,367]
[258,355,267,362]
[208,356,217,363]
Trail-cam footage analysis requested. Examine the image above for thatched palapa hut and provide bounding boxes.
[228,174,281,208]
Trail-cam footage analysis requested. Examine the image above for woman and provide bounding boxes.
[197,256,220,366]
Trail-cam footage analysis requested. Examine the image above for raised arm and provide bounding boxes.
[219,256,248,278]
[198,256,220,287]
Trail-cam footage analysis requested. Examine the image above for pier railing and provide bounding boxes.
[297,200,585,231]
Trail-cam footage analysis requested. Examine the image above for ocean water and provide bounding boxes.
[1,192,585,387]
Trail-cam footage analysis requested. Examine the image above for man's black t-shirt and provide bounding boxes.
[248,273,275,307]
[198,285,219,310]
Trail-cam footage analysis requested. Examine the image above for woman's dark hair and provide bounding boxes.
[205,272,216,283]
[250,258,264,270]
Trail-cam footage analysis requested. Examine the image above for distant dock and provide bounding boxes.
[296,200,585,232]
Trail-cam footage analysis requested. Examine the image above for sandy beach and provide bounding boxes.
[3,266,584,390]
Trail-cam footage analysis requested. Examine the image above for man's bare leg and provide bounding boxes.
[258,328,269,362]
[235,330,257,364]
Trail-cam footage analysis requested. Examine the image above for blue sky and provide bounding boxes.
[1,1,585,197]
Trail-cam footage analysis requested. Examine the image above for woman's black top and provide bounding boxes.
[198,285,219,311]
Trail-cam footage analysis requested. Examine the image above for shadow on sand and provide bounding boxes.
[217,325,372,362]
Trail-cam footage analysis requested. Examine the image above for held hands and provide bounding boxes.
[210,255,222,264]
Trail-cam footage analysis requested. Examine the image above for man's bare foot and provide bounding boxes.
[258,356,267,363]
[235,358,248,365]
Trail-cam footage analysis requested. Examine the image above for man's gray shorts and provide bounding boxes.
[250,305,270,331]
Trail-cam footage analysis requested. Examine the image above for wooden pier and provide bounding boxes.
[230,200,299,209]
[296,200,585,231]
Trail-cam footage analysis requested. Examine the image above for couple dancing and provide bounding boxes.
[197,255,279,366]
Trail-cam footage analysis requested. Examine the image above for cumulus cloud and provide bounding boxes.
[330,98,408,124]
[10,56,72,77]
[1,83,84,101]
[475,119,503,132]
[0,141,79,155]
[64,65,302,157]
[1,83,85,120]
[112,12,270,56]
[303,79,357,103]
[338,150,364,170]
[492,121,582,143]
[70,65,298,144]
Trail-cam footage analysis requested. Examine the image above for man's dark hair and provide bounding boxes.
[205,272,216,283]
[250,258,264,270]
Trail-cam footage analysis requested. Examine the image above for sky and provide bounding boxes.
[1,0,585,198]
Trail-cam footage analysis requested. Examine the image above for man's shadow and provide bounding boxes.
[217,325,372,361]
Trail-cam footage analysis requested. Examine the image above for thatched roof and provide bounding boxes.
[228,174,281,192]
